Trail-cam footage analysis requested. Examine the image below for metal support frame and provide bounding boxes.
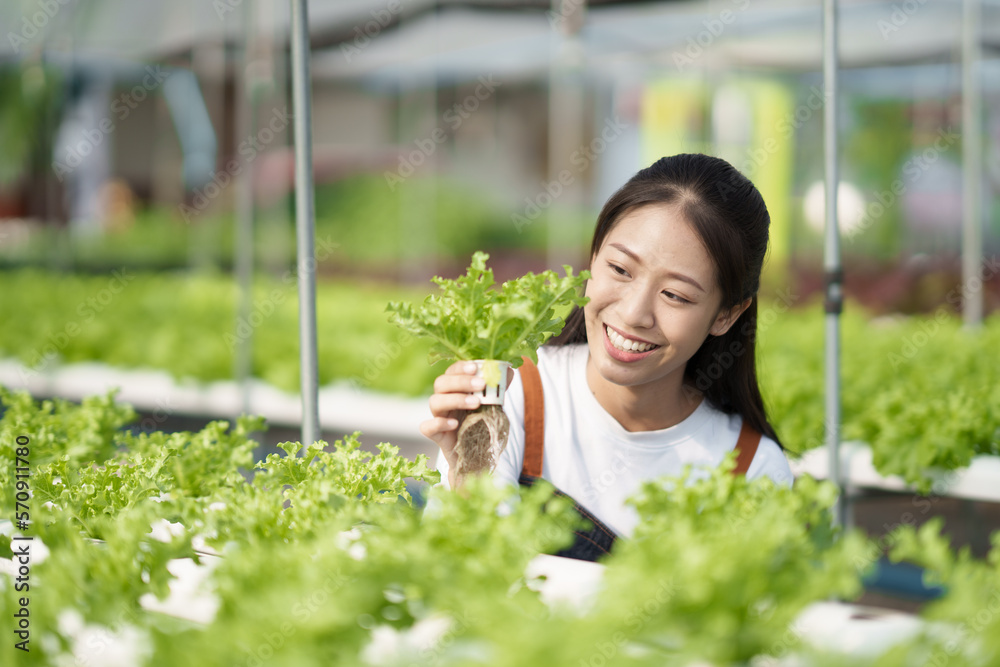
[547,0,587,270]
[235,0,257,418]
[290,0,320,447]
[962,0,983,328]
[823,0,845,529]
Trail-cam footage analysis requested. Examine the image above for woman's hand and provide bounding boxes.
[420,361,514,488]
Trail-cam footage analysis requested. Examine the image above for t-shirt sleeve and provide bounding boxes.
[493,366,525,488]
[434,449,450,489]
[746,435,795,487]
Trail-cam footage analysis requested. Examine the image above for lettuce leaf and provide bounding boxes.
[385,251,589,367]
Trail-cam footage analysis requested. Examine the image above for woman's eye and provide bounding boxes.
[608,263,629,277]
[663,291,689,304]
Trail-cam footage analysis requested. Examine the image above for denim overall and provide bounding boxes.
[516,357,761,563]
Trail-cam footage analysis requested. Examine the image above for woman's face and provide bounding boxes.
[583,202,740,393]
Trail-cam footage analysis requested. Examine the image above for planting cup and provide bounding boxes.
[472,359,510,406]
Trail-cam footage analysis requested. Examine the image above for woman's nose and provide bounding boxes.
[618,283,656,330]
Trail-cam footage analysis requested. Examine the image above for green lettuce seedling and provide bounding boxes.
[386,251,589,478]
[386,251,589,367]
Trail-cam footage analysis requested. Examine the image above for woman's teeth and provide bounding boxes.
[606,326,657,353]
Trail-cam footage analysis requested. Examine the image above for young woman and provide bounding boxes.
[421,154,793,559]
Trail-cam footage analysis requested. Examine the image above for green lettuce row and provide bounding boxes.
[1,267,999,488]
[0,387,443,665]
[871,521,1000,667]
[760,303,1000,491]
[0,269,440,396]
[0,387,883,667]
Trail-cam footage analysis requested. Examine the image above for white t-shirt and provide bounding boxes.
[436,344,794,537]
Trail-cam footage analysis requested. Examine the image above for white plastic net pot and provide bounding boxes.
[472,360,510,406]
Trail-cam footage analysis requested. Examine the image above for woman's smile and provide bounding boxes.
[603,323,660,361]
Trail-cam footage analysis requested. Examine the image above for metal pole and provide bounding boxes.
[235,0,257,417]
[961,0,983,328]
[290,0,320,447]
[547,0,586,270]
[823,0,844,528]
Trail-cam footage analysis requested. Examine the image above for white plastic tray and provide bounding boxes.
[0,359,429,443]
[1,526,927,662]
[522,554,925,659]
[790,441,1000,503]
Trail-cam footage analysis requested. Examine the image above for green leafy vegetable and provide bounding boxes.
[879,521,1000,666]
[759,303,1000,490]
[385,251,589,367]
[10,384,998,667]
[0,269,440,395]
[3,267,999,486]
[598,460,869,665]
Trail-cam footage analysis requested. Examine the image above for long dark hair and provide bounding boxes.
[550,153,781,447]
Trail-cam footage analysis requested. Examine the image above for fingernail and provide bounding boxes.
[448,419,458,429]
[465,396,479,407]
[470,377,486,390]
[464,362,477,373]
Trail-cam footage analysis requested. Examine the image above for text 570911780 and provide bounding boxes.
[11,434,32,653]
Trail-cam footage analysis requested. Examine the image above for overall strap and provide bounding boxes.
[519,356,545,478]
[518,355,616,561]
[733,420,762,476]
[516,357,761,563]
[521,354,761,478]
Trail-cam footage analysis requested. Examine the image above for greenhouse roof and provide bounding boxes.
[2,0,999,80]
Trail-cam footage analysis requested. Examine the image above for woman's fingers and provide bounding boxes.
[444,360,478,375]
[419,416,459,442]
[424,359,513,474]
[429,392,480,417]
[420,414,461,472]
[436,359,515,392]
[434,371,485,396]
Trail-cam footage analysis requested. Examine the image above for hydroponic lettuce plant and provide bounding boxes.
[386,251,590,367]
[386,251,589,478]
[6,384,950,667]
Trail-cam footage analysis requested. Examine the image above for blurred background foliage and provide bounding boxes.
[0,64,62,186]
[1,0,999,397]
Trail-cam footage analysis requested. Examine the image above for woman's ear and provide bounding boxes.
[710,297,752,336]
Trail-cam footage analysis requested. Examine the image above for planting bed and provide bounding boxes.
[3,269,998,491]
[0,359,435,461]
[792,443,1000,504]
[4,265,1000,664]
[3,387,1000,666]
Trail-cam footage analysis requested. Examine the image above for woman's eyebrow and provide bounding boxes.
[608,243,706,293]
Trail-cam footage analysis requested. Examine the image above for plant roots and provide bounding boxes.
[455,404,510,477]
